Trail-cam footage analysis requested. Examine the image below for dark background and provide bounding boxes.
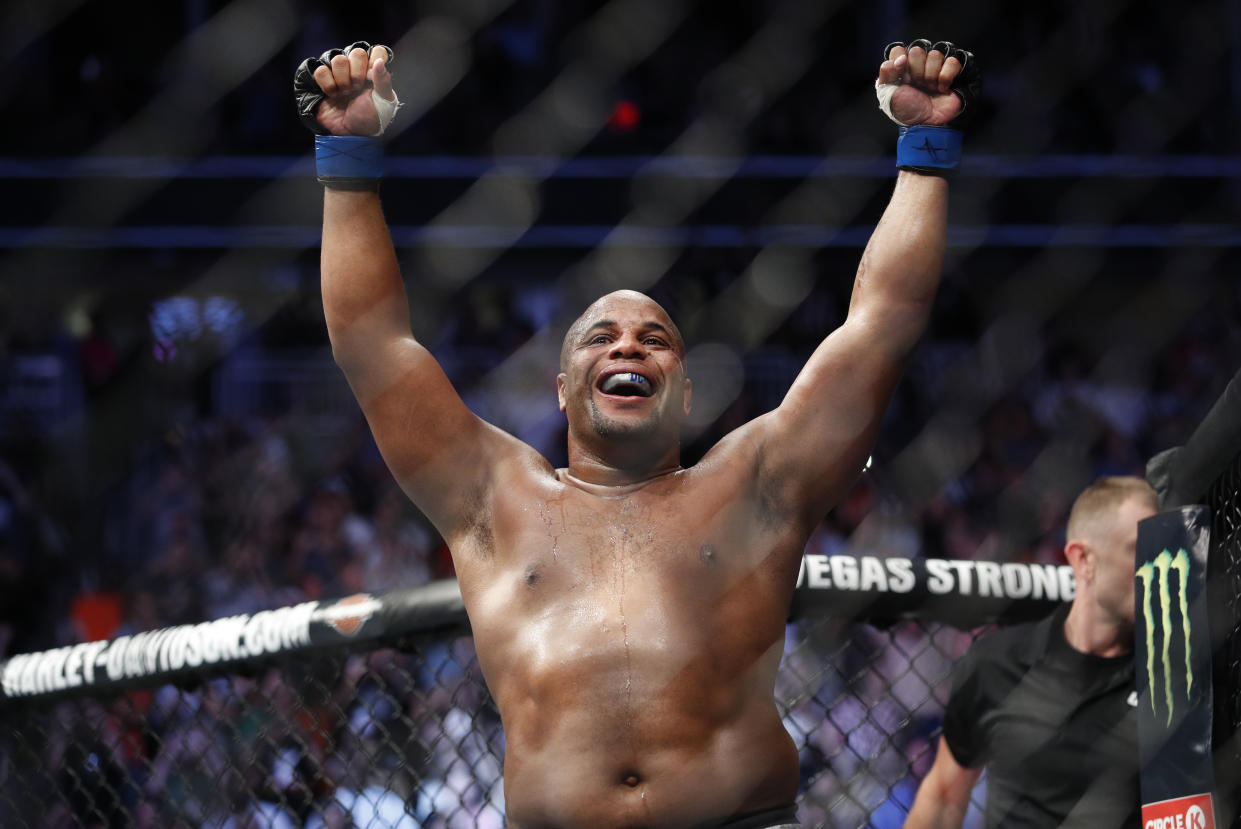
[0,0,1238,657]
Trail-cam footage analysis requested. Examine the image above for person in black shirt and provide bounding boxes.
[905,475,1158,828]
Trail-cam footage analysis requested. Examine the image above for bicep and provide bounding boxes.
[754,316,906,517]
[345,336,511,533]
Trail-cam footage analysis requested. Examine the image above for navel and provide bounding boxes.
[699,543,717,565]
[524,564,541,587]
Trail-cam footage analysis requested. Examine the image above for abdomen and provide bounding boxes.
[480,589,798,828]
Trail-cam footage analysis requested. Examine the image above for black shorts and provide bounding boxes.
[715,805,801,829]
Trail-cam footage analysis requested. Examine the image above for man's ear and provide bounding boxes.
[557,373,568,412]
[1065,540,1093,584]
[682,377,693,416]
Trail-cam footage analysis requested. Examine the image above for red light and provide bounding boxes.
[608,100,641,131]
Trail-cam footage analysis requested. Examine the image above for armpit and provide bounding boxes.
[457,481,496,559]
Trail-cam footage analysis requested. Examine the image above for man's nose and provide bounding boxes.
[610,333,646,357]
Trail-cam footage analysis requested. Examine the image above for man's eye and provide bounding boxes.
[589,335,610,345]
[644,337,665,346]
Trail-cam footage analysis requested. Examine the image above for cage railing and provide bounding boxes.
[0,555,1071,828]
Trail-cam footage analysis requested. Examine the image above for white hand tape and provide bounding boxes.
[874,79,904,126]
[371,90,402,136]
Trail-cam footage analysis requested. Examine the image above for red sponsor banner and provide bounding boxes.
[1142,793,1216,829]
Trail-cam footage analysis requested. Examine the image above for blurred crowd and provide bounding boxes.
[8,254,1235,828]
[0,0,1238,825]
[6,643,508,828]
[0,249,1232,827]
[0,247,1236,655]
[2,619,964,828]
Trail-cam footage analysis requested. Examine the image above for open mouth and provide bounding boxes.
[598,372,654,398]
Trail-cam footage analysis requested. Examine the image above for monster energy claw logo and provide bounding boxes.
[1136,548,1192,726]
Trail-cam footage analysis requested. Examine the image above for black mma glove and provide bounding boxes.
[293,41,398,136]
[876,39,981,174]
[293,41,400,189]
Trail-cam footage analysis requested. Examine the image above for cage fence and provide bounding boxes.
[1,566,1056,829]
[0,1,1238,828]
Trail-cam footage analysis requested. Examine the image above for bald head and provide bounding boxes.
[559,290,686,371]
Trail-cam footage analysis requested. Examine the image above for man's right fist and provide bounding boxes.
[876,39,980,129]
[293,41,399,137]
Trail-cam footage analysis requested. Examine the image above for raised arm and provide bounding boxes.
[298,43,521,537]
[751,40,980,524]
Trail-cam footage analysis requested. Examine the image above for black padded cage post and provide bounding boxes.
[1147,367,1241,829]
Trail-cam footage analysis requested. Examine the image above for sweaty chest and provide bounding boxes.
[503,489,745,593]
[457,477,800,636]
[460,479,801,719]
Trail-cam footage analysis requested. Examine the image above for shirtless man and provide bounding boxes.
[296,38,978,828]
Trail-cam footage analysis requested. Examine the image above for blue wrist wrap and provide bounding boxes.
[315,136,384,190]
[896,125,962,174]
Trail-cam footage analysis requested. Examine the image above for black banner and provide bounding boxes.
[790,554,1073,628]
[1136,507,1219,827]
[0,580,468,706]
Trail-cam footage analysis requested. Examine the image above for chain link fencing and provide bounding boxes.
[0,4,1237,828]
[1,562,1073,828]
[1209,454,1241,829]
[1,485,1235,829]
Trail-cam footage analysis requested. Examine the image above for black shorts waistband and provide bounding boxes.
[712,804,800,829]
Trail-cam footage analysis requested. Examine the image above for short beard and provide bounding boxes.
[588,398,660,442]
